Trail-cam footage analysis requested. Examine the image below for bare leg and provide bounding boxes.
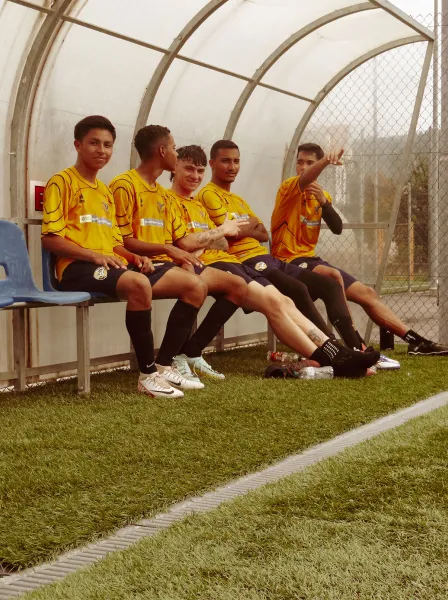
[200,267,248,305]
[151,267,207,307]
[244,282,318,358]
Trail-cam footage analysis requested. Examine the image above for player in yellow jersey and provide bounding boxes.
[197,140,376,356]
[169,145,380,378]
[111,125,250,382]
[271,142,448,358]
[41,115,183,398]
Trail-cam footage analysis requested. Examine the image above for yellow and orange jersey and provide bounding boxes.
[271,176,332,261]
[41,166,125,280]
[168,191,240,266]
[196,181,268,262]
[109,169,187,262]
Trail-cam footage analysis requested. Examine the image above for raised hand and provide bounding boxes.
[325,148,344,166]
[221,213,244,237]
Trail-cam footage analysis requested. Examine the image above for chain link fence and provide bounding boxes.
[300,13,446,345]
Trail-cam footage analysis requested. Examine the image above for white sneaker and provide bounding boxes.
[138,372,184,398]
[376,354,401,371]
[186,356,225,380]
[156,364,204,390]
[173,354,203,386]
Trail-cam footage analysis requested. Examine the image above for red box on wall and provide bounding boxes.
[34,185,45,211]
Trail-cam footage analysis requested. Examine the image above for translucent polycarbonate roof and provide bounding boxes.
[0,0,433,223]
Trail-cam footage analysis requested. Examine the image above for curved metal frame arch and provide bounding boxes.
[282,35,426,180]
[223,2,374,140]
[130,0,229,167]
[9,0,76,226]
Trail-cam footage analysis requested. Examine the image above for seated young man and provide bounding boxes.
[271,142,448,357]
[195,139,378,359]
[168,144,380,378]
[41,115,184,398]
[110,125,249,382]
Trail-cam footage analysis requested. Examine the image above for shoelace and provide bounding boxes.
[143,373,172,391]
[173,360,195,378]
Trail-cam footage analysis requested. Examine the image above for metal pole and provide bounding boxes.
[439,0,448,342]
[407,183,413,292]
[364,42,434,342]
[373,57,379,275]
[359,128,366,282]
[429,2,440,290]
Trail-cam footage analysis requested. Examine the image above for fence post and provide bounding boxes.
[439,0,448,342]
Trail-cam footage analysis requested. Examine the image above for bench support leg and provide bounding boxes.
[267,323,277,353]
[214,327,225,352]
[13,308,26,391]
[76,304,90,394]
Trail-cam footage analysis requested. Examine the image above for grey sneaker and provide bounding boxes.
[186,356,225,380]
[173,354,203,386]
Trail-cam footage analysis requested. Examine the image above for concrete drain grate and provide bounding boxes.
[0,391,446,599]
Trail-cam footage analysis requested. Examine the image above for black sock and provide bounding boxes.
[125,309,156,375]
[333,317,363,350]
[403,329,426,344]
[356,330,366,348]
[265,269,333,337]
[157,300,199,366]
[310,340,340,366]
[182,298,239,358]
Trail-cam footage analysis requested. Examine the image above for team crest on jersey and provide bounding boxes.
[254,261,267,272]
[157,201,165,214]
[93,266,108,280]
[102,201,109,212]
[79,194,85,204]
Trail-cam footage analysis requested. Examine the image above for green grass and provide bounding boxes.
[1,345,447,570]
[23,403,448,600]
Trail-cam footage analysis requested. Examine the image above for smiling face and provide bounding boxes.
[74,128,114,172]
[295,150,319,176]
[173,159,205,195]
[210,148,240,184]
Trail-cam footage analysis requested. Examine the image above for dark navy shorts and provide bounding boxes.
[60,260,175,297]
[208,261,271,287]
[290,256,358,290]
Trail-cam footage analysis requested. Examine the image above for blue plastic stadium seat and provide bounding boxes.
[0,296,14,308]
[0,220,90,304]
[41,247,107,299]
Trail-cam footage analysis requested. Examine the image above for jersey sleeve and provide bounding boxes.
[199,188,227,226]
[324,191,333,204]
[110,178,135,238]
[41,174,68,238]
[165,195,188,244]
[239,197,262,223]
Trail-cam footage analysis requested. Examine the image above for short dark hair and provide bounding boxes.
[74,115,116,142]
[171,145,207,181]
[134,125,171,160]
[297,143,324,160]
[210,139,239,160]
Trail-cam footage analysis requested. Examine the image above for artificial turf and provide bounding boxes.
[23,402,448,599]
[0,344,447,570]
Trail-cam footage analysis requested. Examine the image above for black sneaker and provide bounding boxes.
[408,340,448,356]
[331,345,380,378]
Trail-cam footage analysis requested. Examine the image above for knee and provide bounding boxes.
[357,285,378,306]
[230,277,248,305]
[182,277,207,306]
[327,268,344,287]
[130,274,152,308]
[266,289,291,313]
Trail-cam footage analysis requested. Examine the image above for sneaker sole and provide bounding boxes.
[193,370,225,380]
[138,383,184,398]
